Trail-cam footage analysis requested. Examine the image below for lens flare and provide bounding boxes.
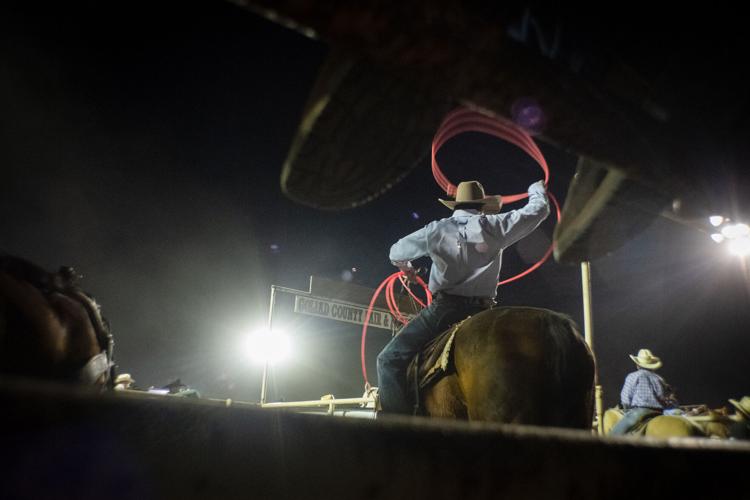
[511,97,546,135]
[709,215,724,227]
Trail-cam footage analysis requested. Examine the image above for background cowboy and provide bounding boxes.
[728,396,750,439]
[609,348,679,435]
[114,373,136,391]
[376,179,549,414]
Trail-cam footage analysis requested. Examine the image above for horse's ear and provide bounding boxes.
[57,266,82,288]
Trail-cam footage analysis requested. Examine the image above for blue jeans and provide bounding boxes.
[609,407,661,435]
[376,293,488,414]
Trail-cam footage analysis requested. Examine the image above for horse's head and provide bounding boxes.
[0,254,115,388]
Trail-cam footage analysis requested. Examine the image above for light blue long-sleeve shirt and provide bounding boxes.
[389,182,550,298]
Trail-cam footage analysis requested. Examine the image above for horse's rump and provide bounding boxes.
[423,306,595,428]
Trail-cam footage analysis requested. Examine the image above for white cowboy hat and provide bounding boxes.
[629,348,662,370]
[729,396,750,419]
[439,181,502,213]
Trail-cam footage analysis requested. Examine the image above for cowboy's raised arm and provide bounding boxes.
[492,180,549,247]
[389,225,430,275]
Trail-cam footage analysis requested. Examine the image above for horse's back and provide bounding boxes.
[452,307,594,428]
[644,415,703,438]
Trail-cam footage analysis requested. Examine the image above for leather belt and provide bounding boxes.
[434,291,495,308]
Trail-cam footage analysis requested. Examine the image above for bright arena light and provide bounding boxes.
[709,215,725,227]
[721,223,750,239]
[243,328,292,365]
[708,219,750,256]
[728,236,750,257]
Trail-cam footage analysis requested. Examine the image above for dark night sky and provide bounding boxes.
[2,1,748,409]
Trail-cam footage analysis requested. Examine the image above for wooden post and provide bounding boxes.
[260,285,277,405]
[581,261,604,434]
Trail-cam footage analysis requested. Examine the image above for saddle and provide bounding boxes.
[629,416,655,435]
[622,409,661,435]
[405,318,469,415]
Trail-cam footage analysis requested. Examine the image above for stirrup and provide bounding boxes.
[362,385,379,410]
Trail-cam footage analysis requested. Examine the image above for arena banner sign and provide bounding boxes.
[294,295,409,330]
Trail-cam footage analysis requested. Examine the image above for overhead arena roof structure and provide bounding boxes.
[233,0,750,263]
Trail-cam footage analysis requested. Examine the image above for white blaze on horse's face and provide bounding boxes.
[243,328,292,365]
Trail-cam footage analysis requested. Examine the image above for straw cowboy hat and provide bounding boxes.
[115,373,135,385]
[629,348,662,370]
[439,181,502,213]
[729,396,750,419]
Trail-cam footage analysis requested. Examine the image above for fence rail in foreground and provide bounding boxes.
[2,378,750,500]
[261,395,375,413]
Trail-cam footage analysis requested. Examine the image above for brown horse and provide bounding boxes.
[420,307,595,429]
[0,254,114,387]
